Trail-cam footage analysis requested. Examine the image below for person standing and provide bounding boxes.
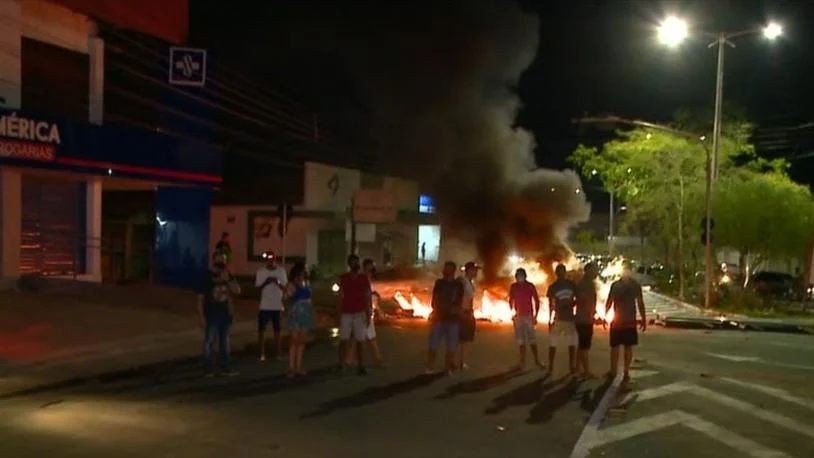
[421,242,427,265]
[546,264,579,375]
[196,252,241,377]
[425,261,463,374]
[214,232,232,264]
[508,267,543,369]
[255,251,287,361]
[338,254,373,375]
[605,261,647,386]
[458,261,479,370]
[575,262,599,379]
[362,258,385,367]
[285,263,313,377]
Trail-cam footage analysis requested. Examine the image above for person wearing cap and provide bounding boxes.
[214,232,232,264]
[338,254,373,375]
[509,267,543,369]
[547,264,579,375]
[255,250,288,362]
[196,251,241,377]
[457,261,479,370]
[575,262,599,378]
[604,261,647,386]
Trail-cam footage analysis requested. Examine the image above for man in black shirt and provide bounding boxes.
[197,252,241,377]
[546,264,579,375]
[425,261,463,374]
[605,261,647,386]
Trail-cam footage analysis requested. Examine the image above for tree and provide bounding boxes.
[714,169,814,281]
[570,115,755,299]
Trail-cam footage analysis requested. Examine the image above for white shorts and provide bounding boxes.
[339,312,367,342]
[549,321,578,348]
[366,319,377,340]
[513,316,537,345]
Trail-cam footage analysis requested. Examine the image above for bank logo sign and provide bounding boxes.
[0,111,60,162]
[169,47,207,87]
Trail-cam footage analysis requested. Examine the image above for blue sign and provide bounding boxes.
[419,194,435,214]
[168,47,207,87]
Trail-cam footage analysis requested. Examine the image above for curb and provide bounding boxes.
[662,316,812,334]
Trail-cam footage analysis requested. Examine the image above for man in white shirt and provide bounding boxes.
[255,251,287,361]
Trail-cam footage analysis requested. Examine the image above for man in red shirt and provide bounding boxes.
[338,254,373,375]
[509,267,543,369]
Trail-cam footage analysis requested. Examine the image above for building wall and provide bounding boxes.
[0,0,103,283]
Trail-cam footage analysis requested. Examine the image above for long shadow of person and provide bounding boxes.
[484,374,564,415]
[434,368,524,400]
[526,377,583,424]
[301,372,446,419]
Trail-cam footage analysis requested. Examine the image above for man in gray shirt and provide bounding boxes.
[605,261,647,386]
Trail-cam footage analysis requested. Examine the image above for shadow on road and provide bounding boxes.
[578,378,611,413]
[526,377,583,424]
[433,368,524,400]
[483,374,561,415]
[301,373,446,419]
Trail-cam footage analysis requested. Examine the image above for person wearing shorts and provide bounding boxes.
[605,261,647,386]
[509,268,543,369]
[546,264,578,375]
[457,261,479,370]
[363,258,385,367]
[338,254,372,376]
[575,262,599,378]
[425,261,463,374]
[255,251,287,361]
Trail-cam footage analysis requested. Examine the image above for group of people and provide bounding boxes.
[427,260,647,386]
[197,249,647,386]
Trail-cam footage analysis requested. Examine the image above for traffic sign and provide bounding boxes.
[168,47,207,87]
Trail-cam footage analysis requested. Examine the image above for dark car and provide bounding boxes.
[748,271,795,299]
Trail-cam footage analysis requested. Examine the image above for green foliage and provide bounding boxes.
[715,170,814,261]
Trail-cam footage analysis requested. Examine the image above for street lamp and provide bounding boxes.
[657,16,783,309]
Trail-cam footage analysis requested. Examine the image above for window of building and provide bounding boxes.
[419,194,435,214]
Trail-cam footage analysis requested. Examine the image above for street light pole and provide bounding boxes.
[703,32,726,309]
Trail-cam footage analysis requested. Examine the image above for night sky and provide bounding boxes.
[184,0,814,206]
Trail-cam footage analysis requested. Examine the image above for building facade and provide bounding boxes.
[0,0,217,289]
[211,161,439,277]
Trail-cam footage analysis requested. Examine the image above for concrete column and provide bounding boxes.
[85,177,102,281]
[88,34,104,124]
[0,0,21,110]
[0,169,21,285]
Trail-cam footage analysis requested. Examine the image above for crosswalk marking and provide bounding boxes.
[592,410,790,458]
[706,353,814,372]
[620,382,814,440]
[719,378,814,411]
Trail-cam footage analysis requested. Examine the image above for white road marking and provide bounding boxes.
[707,353,761,362]
[628,369,659,379]
[624,382,814,440]
[569,372,623,458]
[591,410,790,458]
[707,353,814,371]
[719,377,814,411]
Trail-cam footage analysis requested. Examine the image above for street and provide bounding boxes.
[1,293,813,458]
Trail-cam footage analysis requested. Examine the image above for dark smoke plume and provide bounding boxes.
[325,0,591,281]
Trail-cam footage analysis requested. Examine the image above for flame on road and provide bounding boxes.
[389,256,615,325]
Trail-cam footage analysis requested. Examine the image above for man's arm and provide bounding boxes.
[196,294,205,326]
[637,284,647,331]
[532,288,541,320]
[431,281,440,311]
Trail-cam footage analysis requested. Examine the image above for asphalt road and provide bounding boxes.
[1,296,813,458]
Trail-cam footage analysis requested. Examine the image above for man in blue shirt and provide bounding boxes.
[197,252,241,377]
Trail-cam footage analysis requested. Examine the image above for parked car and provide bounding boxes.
[748,271,795,299]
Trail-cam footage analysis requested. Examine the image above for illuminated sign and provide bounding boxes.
[419,194,435,214]
[0,112,60,162]
[169,47,207,87]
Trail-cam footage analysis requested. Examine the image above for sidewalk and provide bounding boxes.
[647,291,814,333]
[0,286,265,397]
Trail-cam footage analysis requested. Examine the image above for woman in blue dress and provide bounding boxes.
[286,263,313,377]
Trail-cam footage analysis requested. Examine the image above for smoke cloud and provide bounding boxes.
[333,0,591,281]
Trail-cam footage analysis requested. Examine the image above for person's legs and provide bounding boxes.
[622,328,638,383]
[288,327,298,376]
[217,319,235,375]
[576,323,595,377]
[296,331,307,375]
[257,311,269,361]
[512,317,527,368]
[444,323,460,372]
[608,327,621,378]
[426,322,442,373]
[338,313,352,369]
[271,311,284,360]
[353,313,368,374]
[202,322,217,376]
[526,319,541,367]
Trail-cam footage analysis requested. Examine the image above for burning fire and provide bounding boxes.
[390,256,615,324]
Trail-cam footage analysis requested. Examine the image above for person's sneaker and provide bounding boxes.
[220,370,239,377]
[357,366,368,376]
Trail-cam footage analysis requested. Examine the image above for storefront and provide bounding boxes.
[0,108,221,288]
